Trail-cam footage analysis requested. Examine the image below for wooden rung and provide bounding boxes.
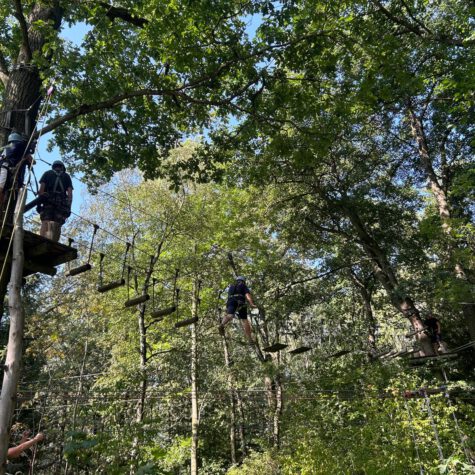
[175,317,198,328]
[124,294,150,308]
[151,305,176,319]
[289,346,312,355]
[68,264,92,276]
[263,343,288,353]
[97,279,125,293]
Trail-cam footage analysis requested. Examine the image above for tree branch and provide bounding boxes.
[13,0,33,61]
[98,2,148,28]
[370,0,469,47]
[0,51,9,86]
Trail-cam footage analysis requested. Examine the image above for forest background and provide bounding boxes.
[0,0,474,474]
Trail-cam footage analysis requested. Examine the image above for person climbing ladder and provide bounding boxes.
[0,132,34,216]
[37,160,73,242]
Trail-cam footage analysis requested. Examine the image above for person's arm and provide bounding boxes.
[7,433,44,459]
[245,292,256,307]
[39,182,46,195]
[436,320,441,334]
[66,187,73,206]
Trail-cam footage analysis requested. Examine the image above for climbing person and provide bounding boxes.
[37,160,73,242]
[424,313,448,354]
[0,132,34,213]
[6,430,44,474]
[219,276,257,341]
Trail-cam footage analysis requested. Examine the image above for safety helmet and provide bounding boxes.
[7,132,25,143]
[52,160,65,170]
[236,276,246,282]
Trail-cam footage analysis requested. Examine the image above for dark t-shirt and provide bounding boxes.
[228,282,250,302]
[424,317,439,333]
[39,170,73,195]
[4,141,28,167]
[3,141,33,186]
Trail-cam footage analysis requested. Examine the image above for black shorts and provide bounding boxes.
[429,333,442,343]
[39,195,70,225]
[226,299,247,319]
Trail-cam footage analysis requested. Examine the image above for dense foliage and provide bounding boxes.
[0,0,473,474]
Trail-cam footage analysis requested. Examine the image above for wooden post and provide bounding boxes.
[0,190,26,474]
[190,278,199,475]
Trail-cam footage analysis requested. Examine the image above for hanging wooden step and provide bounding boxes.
[124,294,150,308]
[0,224,77,277]
[97,279,125,293]
[67,263,92,276]
[289,346,312,355]
[175,316,198,328]
[263,343,288,353]
[151,305,176,319]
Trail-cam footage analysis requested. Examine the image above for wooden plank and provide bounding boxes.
[263,343,288,353]
[97,279,125,293]
[289,346,312,355]
[124,294,150,308]
[175,317,198,328]
[151,306,176,318]
[25,242,49,257]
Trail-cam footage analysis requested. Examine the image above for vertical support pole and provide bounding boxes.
[0,189,26,474]
[190,276,199,475]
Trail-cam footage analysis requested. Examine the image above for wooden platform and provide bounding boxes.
[1,224,77,277]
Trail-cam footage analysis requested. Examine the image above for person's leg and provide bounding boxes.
[240,318,253,341]
[220,300,237,333]
[0,167,8,210]
[221,313,234,327]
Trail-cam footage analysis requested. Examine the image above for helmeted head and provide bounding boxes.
[52,160,65,171]
[7,132,25,143]
[236,276,246,283]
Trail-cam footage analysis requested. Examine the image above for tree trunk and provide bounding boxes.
[221,329,237,464]
[408,107,475,341]
[235,391,246,459]
[190,279,199,475]
[341,202,434,355]
[349,271,377,353]
[273,376,283,448]
[136,306,147,424]
[0,4,63,143]
[0,191,26,474]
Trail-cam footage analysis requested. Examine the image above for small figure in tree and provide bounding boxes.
[0,132,34,214]
[37,160,73,241]
[424,313,448,354]
[219,276,257,341]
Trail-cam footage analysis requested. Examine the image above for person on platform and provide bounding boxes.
[37,160,73,241]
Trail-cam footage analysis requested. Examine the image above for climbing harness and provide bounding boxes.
[97,242,130,293]
[67,224,99,276]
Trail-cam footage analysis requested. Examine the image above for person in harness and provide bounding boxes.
[0,132,34,213]
[37,160,73,241]
[424,313,448,354]
[219,276,257,341]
